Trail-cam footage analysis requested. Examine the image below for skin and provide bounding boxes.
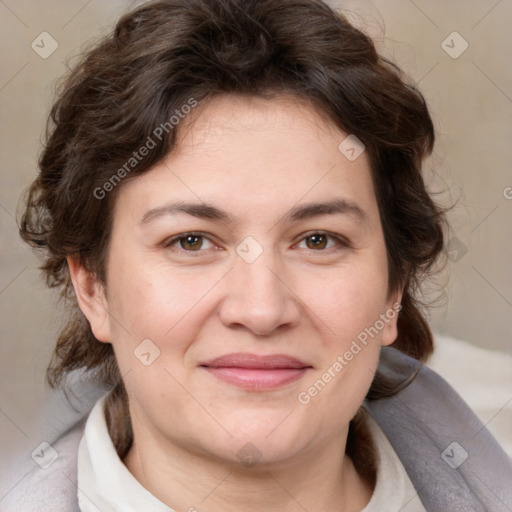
[69,94,402,512]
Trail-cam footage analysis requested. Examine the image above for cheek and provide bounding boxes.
[108,250,179,330]
[307,259,389,340]
[105,263,200,409]
[309,253,390,407]
[105,255,219,365]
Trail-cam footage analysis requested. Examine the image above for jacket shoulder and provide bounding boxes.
[364,346,512,511]
[1,418,85,512]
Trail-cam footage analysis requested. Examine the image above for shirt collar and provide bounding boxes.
[77,392,174,512]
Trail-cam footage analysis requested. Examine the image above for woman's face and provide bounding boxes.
[78,94,401,468]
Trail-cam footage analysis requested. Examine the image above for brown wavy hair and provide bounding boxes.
[19,0,445,479]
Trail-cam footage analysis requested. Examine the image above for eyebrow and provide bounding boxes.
[139,198,368,226]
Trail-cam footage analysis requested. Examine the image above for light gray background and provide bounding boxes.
[0,0,511,501]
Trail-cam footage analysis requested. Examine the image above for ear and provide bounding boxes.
[380,288,403,347]
[67,255,112,343]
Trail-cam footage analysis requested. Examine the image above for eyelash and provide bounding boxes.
[162,231,350,256]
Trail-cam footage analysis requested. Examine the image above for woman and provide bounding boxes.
[16,0,512,511]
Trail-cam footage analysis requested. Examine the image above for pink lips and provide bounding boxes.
[200,353,312,390]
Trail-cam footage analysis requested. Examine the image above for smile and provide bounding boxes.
[199,353,312,391]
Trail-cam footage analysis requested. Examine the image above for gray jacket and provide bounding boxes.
[2,346,511,511]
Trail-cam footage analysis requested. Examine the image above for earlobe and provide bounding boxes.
[66,255,112,343]
[381,291,403,347]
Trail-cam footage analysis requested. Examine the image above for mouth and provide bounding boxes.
[199,353,312,391]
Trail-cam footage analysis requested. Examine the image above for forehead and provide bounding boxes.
[176,94,342,156]
[113,94,379,228]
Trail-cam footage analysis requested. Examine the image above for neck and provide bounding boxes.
[123,424,374,512]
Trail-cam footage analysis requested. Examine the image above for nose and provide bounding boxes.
[218,247,301,336]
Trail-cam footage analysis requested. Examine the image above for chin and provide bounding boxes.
[211,415,310,461]
[220,407,298,436]
[213,436,307,471]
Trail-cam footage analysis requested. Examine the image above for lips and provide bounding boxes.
[200,353,310,369]
[199,353,312,390]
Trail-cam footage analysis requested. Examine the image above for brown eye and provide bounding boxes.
[179,235,204,251]
[163,233,216,253]
[305,234,328,250]
[296,232,349,252]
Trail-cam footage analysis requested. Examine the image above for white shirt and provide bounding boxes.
[77,393,427,512]
[360,410,426,512]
